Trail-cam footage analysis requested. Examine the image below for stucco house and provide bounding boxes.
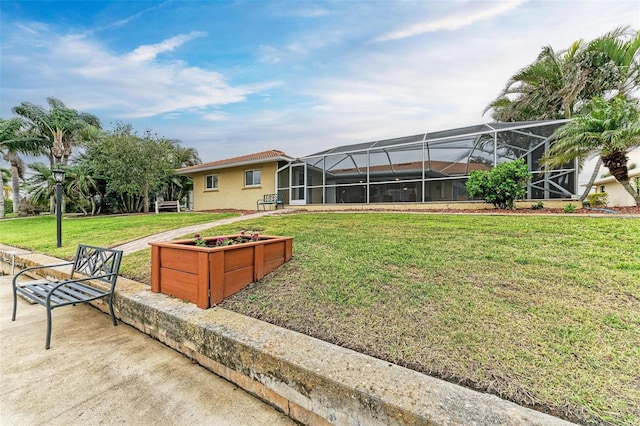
[586,148,640,207]
[590,170,640,206]
[178,120,589,211]
[176,150,294,211]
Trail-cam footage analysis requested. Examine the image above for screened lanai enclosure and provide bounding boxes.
[276,120,577,205]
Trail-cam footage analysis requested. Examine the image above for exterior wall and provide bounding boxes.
[590,149,640,207]
[591,172,640,207]
[191,162,279,211]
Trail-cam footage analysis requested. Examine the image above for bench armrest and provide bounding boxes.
[12,262,74,286]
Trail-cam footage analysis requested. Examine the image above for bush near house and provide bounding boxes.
[466,159,530,209]
[587,192,609,207]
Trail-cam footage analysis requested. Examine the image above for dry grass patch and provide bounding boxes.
[198,212,640,426]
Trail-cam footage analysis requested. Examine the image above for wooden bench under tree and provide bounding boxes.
[12,244,123,349]
[155,200,181,214]
[257,194,284,210]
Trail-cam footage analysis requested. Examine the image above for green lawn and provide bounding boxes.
[0,212,238,258]
[2,212,639,425]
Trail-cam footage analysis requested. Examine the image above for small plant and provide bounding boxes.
[193,233,207,247]
[587,193,609,207]
[193,231,259,247]
[564,203,577,213]
[531,201,544,210]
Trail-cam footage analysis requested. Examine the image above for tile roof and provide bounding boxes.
[332,160,490,175]
[176,150,292,174]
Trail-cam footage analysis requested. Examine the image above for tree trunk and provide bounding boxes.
[601,151,640,206]
[621,181,640,206]
[0,172,5,218]
[10,163,20,213]
[143,181,150,213]
[579,157,603,202]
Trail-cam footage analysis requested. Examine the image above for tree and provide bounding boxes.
[80,123,175,213]
[159,142,201,204]
[64,164,103,215]
[466,159,531,209]
[485,26,640,202]
[23,162,57,213]
[0,118,42,217]
[582,26,640,99]
[542,96,640,206]
[12,97,100,167]
[485,41,585,121]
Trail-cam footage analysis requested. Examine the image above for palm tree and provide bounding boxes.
[485,41,585,122]
[12,97,101,167]
[65,164,103,215]
[542,96,640,206]
[486,26,640,201]
[581,26,640,99]
[24,162,56,210]
[164,143,201,203]
[0,118,42,217]
[563,27,640,199]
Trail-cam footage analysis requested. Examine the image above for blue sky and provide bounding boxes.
[1,1,638,163]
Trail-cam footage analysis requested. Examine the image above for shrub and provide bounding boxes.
[17,200,43,217]
[564,203,577,213]
[587,193,609,207]
[3,199,13,214]
[531,201,544,210]
[466,159,530,209]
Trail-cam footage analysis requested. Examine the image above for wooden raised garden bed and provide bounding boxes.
[150,234,293,308]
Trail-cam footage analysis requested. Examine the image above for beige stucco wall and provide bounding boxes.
[591,172,640,207]
[589,149,640,207]
[191,162,279,211]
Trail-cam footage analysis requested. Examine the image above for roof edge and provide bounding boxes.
[176,155,294,175]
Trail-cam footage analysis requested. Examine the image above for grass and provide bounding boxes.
[2,211,639,425]
[0,212,239,258]
[177,213,639,426]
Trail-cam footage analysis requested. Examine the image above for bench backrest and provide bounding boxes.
[263,194,282,203]
[70,244,123,289]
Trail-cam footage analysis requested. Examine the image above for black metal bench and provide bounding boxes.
[257,194,284,210]
[12,244,123,349]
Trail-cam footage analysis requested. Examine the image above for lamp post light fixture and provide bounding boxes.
[52,169,65,248]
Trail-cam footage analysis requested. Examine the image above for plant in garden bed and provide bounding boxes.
[193,230,260,247]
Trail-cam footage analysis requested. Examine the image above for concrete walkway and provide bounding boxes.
[113,209,290,255]
[0,274,296,426]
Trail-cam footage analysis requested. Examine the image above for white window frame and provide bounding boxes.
[244,169,261,187]
[205,174,218,190]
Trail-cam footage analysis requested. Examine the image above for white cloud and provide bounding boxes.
[1,26,278,120]
[126,31,207,62]
[372,0,528,42]
[201,111,231,121]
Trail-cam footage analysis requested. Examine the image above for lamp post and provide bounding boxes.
[52,169,65,248]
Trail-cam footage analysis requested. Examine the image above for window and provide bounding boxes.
[205,175,218,190]
[600,186,606,193]
[245,170,261,187]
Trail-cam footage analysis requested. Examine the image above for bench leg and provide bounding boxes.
[12,286,18,321]
[45,306,53,349]
[108,294,118,326]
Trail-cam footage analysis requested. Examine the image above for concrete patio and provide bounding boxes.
[0,273,295,426]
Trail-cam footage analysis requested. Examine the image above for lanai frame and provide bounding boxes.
[277,120,575,206]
